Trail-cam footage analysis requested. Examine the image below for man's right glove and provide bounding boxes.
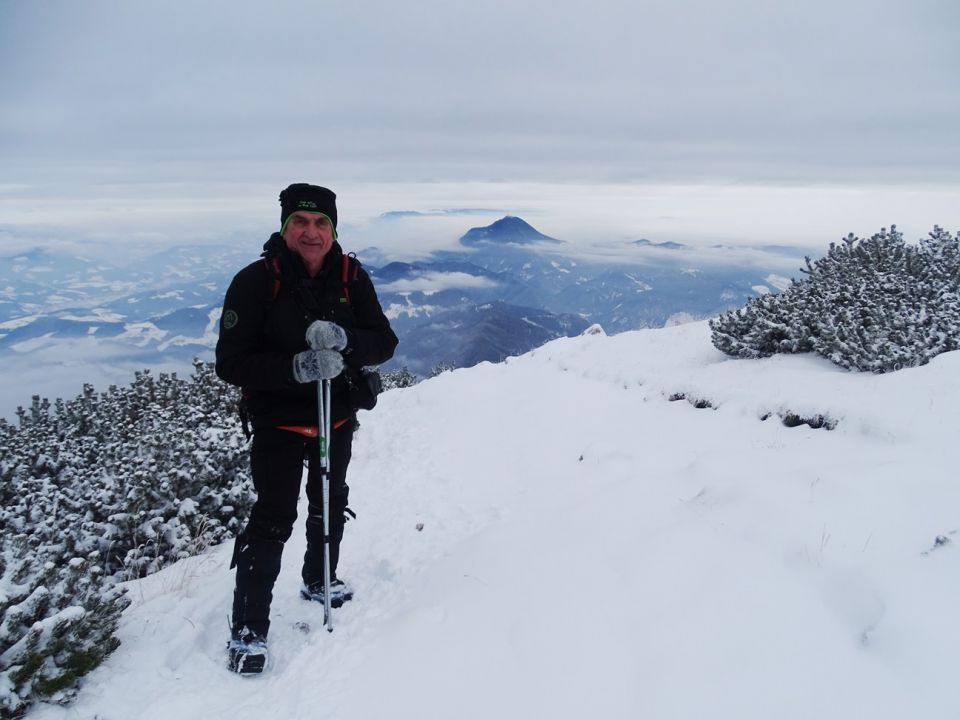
[293,349,344,383]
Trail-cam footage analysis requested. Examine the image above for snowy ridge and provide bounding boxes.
[30,322,958,720]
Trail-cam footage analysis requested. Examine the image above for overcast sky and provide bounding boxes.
[1,0,958,250]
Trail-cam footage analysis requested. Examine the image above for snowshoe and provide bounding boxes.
[227,628,268,676]
[300,578,354,608]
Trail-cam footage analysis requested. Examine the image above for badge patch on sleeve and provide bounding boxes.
[223,310,239,330]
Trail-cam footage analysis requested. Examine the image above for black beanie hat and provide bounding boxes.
[279,183,338,237]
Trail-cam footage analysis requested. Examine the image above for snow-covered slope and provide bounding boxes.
[30,322,958,720]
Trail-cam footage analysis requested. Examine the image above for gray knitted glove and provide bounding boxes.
[292,349,344,382]
[305,320,348,351]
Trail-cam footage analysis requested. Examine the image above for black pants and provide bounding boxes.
[231,420,355,637]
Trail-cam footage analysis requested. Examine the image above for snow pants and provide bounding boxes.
[231,420,355,638]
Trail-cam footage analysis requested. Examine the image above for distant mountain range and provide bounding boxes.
[0,216,805,400]
[368,216,800,372]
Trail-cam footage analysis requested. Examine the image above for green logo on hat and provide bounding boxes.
[223,310,239,330]
[297,200,318,209]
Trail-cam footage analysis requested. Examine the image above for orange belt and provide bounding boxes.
[277,420,349,438]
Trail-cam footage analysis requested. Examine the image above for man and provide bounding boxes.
[216,183,398,675]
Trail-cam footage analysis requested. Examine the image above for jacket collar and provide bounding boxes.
[263,232,344,283]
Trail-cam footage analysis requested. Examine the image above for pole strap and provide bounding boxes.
[276,418,350,438]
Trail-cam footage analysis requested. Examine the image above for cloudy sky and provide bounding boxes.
[1,0,958,250]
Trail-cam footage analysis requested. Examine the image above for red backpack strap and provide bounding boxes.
[263,256,282,300]
[341,253,360,304]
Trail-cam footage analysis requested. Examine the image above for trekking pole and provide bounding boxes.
[317,378,334,632]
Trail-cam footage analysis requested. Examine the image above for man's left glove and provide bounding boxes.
[305,320,348,351]
[293,349,344,383]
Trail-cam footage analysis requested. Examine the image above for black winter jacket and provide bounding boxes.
[215,234,398,429]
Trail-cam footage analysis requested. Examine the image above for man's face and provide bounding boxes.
[282,211,335,268]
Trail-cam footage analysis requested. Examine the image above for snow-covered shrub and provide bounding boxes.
[0,360,252,714]
[429,361,457,377]
[381,366,420,390]
[0,535,129,719]
[710,226,960,372]
[1,360,253,581]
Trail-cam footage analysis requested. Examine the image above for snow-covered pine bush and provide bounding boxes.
[0,360,254,581]
[916,225,960,355]
[0,360,253,715]
[381,366,420,390]
[0,535,129,719]
[710,226,960,372]
[429,361,457,377]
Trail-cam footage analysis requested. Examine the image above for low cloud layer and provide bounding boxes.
[379,271,500,295]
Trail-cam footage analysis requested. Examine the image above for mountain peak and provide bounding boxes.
[459,216,563,246]
[632,238,686,250]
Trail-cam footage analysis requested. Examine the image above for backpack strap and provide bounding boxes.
[254,255,285,340]
[264,256,282,301]
[263,251,360,310]
[341,253,360,305]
